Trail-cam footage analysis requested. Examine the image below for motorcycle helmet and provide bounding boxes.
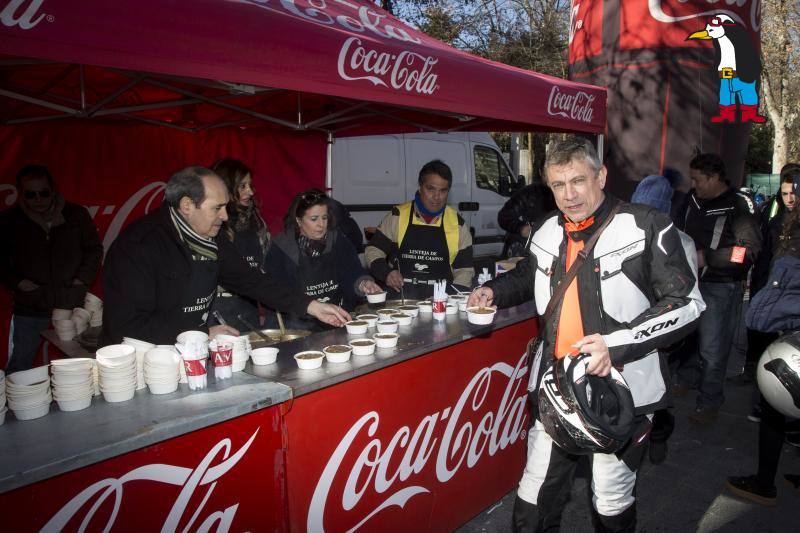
[757,332,800,419]
[538,354,636,454]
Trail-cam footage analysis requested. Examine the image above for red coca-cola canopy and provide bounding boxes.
[0,0,606,134]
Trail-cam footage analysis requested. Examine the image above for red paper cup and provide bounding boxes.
[212,343,233,367]
[182,358,207,377]
[432,299,446,314]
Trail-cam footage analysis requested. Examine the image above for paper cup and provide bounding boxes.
[251,347,279,365]
[356,314,379,328]
[294,351,324,370]
[350,339,376,356]
[323,345,352,364]
[366,291,387,304]
[432,299,446,321]
[376,320,399,333]
[467,306,497,325]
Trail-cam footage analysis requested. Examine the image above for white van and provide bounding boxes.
[330,132,521,258]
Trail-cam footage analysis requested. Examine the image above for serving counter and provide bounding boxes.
[0,302,537,531]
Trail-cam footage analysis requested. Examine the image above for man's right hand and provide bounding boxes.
[468,286,494,308]
[307,300,351,327]
[210,324,240,338]
[385,270,404,292]
[18,279,39,292]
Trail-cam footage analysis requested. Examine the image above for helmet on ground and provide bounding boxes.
[757,332,800,419]
[538,354,637,455]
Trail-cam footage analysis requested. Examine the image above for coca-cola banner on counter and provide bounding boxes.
[0,406,288,532]
[569,0,761,198]
[284,320,535,531]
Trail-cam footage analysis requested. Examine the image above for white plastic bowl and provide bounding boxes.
[376,309,396,318]
[390,313,412,326]
[251,347,279,365]
[356,314,379,328]
[294,351,324,370]
[324,345,353,364]
[345,321,369,335]
[467,306,497,325]
[12,403,50,421]
[0,406,6,425]
[417,302,433,314]
[57,396,92,412]
[376,320,399,333]
[177,330,209,345]
[458,300,468,312]
[397,305,420,318]
[373,333,399,348]
[366,291,387,304]
[350,339,376,356]
[8,365,49,386]
[446,304,458,315]
[102,388,136,403]
[148,381,179,395]
[145,348,181,368]
[232,358,248,372]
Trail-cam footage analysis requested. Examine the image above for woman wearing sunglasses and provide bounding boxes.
[207,158,271,333]
[264,188,382,331]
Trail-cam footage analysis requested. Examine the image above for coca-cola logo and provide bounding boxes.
[308,353,529,531]
[1,0,49,29]
[337,37,439,95]
[546,86,596,123]
[648,0,761,32]
[236,0,422,44]
[42,429,259,532]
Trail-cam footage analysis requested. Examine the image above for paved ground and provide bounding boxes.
[458,350,800,532]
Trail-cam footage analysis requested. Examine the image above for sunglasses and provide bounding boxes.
[23,189,52,200]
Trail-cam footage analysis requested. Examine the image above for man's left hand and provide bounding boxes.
[360,279,383,295]
[573,333,612,376]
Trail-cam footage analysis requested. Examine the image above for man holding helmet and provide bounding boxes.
[469,138,705,532]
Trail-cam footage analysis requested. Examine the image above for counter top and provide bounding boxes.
[0,373,291,494]
[0,301,537,494]
[246,302,537,397]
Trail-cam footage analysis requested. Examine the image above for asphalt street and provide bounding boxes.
[458,346,800,532]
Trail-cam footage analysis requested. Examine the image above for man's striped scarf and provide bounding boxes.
[169,205,218,261]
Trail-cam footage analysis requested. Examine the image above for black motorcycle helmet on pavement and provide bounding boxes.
[538,354,637,455]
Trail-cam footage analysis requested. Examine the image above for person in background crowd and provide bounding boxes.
[264,189,382,332]
[735,166,798,422]
[469,138,704,532]
[328,197,365,253]
[207,158,270,333]
[630,174,700,465]
[365,160,474,298]
[675,153,761,424]
[101,167,349,346]
[497,181,556,258]
[727,172,800,506]
[0,165,102,374]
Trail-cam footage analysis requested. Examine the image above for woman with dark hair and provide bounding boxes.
[264,188,381,331]
[208,158,271,332]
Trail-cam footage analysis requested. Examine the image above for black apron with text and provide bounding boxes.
[209,228,262,331]
[178,258,219,331]
[398,208,452,299]
[286,249,343,332]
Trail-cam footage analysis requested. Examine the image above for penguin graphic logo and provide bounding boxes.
[687,14,766,124]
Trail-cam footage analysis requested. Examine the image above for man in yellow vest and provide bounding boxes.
[365,160,474,299]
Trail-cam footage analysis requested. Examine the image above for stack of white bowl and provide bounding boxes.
[96,345,137,403]
[158,345,188,383]
[6,366,51,421]
[52,308,72,325]
[53,317,77,341]
[50,358,94,411]
[215,334,250,372]
[144,348,180,395]
[122,337,154,390]
[71,308,92,335]
[0,370,6,425]
[84,292,103,328]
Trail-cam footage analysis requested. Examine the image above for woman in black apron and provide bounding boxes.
[264,189,382,332]
[207,159,270,332]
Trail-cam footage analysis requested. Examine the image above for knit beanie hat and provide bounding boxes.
[631,175,674,214]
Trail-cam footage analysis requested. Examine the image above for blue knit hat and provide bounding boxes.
[631,175,675,214]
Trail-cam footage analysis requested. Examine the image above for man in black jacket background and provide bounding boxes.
[497,182,556,258]
[675,153,761,424]
[1,165,103,373]
[101,166,350,346]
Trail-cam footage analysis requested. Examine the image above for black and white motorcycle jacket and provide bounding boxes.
[485,197,706,414]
